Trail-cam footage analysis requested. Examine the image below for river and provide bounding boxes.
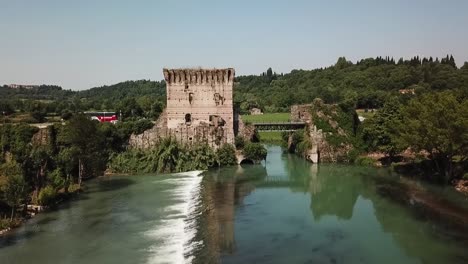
[1,145,467,264]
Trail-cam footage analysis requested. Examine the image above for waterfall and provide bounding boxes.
[145,170,204,264]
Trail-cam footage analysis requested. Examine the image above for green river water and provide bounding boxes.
[1,145,467,264]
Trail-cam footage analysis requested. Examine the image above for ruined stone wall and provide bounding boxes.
[129,69,236,149]
[32,126,53,146]
[289,101,354,163]
[291,104,313,123]
[129,125,231,149]
[163,68,235,144]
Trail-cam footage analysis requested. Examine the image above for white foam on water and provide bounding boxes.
[145,170,204,264]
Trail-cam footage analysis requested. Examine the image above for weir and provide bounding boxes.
[144,170,204,264]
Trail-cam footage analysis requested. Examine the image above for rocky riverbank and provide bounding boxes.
[0,188,81,236]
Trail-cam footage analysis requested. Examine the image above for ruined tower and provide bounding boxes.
[128,68,237,148]
[163,68,235,145]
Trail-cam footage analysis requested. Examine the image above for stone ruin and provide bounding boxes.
[290,104,313,123]
[129,68,237,149]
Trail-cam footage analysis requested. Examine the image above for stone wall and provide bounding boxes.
[32,126,53,146]
[129,68,237,149]
[289,101,354,163]
[129,124,231,149]
[164,68,235,144]
[290,104,313,123]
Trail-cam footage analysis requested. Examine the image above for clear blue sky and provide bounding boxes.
[1,0,467,90]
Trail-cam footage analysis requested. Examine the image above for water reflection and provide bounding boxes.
[197,146,468,264]
[195,165,267,263]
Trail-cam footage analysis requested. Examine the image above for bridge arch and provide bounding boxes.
[239,159,255,165]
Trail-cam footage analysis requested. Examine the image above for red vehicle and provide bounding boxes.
[86,112,119,124]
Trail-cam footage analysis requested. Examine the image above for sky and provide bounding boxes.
[1,0,467,90]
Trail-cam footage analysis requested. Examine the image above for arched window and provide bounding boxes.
[185,113,192,124]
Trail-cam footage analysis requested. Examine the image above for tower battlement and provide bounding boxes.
[163,68,235,85]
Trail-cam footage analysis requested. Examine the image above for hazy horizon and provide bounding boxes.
[1,0,468,90]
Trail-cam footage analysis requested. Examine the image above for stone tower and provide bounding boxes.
[163,68,235,145]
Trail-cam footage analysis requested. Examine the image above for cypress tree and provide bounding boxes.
[449,55,456,68]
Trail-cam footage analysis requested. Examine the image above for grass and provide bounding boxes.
[356,109,377,119]
[241,113,290,123]
[258,131,284,143]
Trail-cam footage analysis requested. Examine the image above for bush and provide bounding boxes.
[463,173,468,180]
[38,185,57,206]
[234,136,245,150]
[243,143,267,161]
[354,156,376,166]
[108,139,224,174]
[347,149,360,163]
[216,144,237,166]
[31,111,46,123]
[68,184,81,193]
[48,169,67,190]
[0,219,21,229]
[133,119,154,135]
[61,111,73,120]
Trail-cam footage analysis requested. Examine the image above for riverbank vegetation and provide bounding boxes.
[0,114,161,229]
[107,139,238,174]
[285,91,467,183]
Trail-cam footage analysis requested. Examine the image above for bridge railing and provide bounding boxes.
[251,121,306,125]
[251,121,307,132]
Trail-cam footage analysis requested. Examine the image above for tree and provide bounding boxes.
[266,67,273,79]
[362,97,403,157]
[56,146,80,191]
[449,55,456,68]
[396,92,468,181]
[27,146,52,200]
[335,57,351,69]
[243,143,267,161]
[461,61,468,70]
[216,144,237,166]
[2,167,27,220]
[58,114,106,186]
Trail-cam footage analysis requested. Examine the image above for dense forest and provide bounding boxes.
[234,55,468,113]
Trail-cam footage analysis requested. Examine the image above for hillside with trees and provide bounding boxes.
[0,80,166,123]
[234,55,468,113]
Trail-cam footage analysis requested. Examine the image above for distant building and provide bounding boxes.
[399,89,415,95]
[249,107,263,115]
[7,84,39,89]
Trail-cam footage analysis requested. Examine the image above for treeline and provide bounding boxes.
[0,85,73,100]
[361,91,467,182]
[0,80,166,122]
[234,55,468,113]
[3,55,467,119]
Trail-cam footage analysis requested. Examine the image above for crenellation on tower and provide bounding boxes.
[163,68,235,85]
